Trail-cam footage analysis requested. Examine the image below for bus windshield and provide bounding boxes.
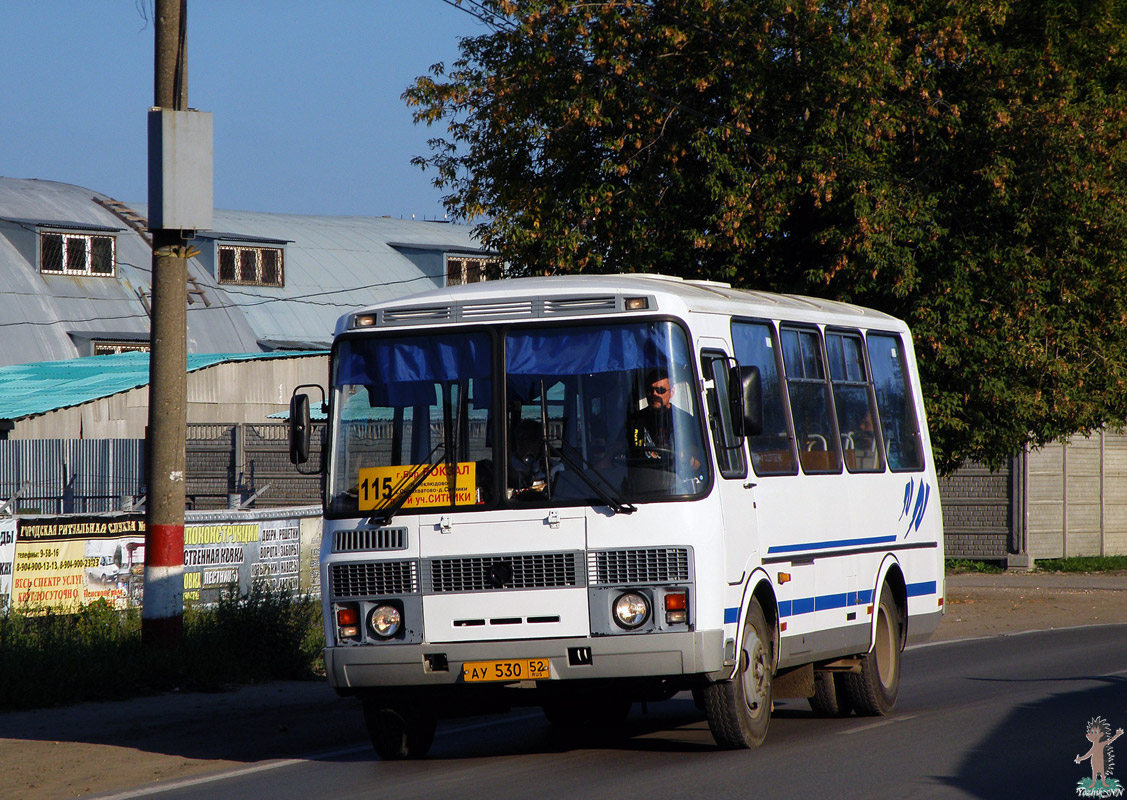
[327,320,708,516]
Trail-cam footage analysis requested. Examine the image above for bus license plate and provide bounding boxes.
[463,658,551,682]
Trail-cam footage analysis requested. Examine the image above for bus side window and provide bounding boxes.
[865,333,925,471]
[731,321,797,475]
[781,327,842,474]
[701,351,747,479]
[826,331,884,473]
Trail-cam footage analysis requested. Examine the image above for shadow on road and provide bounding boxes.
[0,680,369,764]
[935,674,1127,798]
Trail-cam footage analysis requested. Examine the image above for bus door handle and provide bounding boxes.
[743,482,757,490]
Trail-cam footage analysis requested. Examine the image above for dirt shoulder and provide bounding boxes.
[4,571,1127,800]
[936,570,1127,641]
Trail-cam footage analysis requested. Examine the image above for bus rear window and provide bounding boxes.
[865,333,925,472]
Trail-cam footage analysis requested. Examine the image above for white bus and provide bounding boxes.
[289,273,944,759]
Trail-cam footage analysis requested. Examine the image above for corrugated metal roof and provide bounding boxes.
[169,207,488,347]
[0,177,262,367]
[0,177,489,369]
[0,216,124,233]
[0,351,326,421]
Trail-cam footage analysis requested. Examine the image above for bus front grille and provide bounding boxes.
[589,547,692,586]
[333,526,408,553]
[424,552,583,593]
[330,560,418,598]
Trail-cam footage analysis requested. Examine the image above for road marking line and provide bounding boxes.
[88,746,369,800]
[88,711,543,799]
[839,714,917,735]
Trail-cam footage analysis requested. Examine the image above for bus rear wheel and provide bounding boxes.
[362,701,437,760]
[702,600,772,749]
[843,585,902,716]
[809,671,854,717]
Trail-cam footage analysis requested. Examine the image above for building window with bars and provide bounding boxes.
[93,341,151,356]
[446,255,497,286]
[40,233,116,276]
[217,244,284,286]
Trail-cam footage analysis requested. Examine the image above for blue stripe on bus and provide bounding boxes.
[766,534,897,554]
[728,584,934,622]
[906,581,937,597]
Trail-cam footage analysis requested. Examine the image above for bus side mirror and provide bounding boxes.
[730,365,763,438]
[289,392,311,465]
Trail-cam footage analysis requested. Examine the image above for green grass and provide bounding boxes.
[0,584,324,711]
[947,555,1127,574]
[945,559,1005,574]
[1033,555,1127,573]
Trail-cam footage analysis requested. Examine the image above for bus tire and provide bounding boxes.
[362,702,437,760]
[809,671,853,717]
[702,600,772,749]
[843,585,902,716]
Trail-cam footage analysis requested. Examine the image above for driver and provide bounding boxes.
[627,367,702,472]
[509,418,562,496]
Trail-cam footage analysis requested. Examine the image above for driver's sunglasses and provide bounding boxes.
[648,385,669,395]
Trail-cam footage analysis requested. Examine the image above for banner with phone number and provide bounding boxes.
[358,462,477,510]
[0,518,17,611]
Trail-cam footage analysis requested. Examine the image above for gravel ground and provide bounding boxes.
[937,570,1127,641]
[3,571,1127,800]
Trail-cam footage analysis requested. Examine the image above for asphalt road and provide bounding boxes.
[92,623,1127,800]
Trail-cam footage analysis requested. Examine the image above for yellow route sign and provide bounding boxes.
[357,462,477,510]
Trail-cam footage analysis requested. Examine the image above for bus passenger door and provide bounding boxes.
[700,347,759,583]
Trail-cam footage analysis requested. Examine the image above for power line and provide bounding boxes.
[0,270,443,329]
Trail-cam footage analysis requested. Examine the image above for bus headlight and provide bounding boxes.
[613,592,650,629]
[369,604,403,639]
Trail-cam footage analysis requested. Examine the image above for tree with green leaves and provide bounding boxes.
[405,0,1127,473]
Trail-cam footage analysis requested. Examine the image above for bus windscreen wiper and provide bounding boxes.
[370,442,446,526]
[549,441,637,515]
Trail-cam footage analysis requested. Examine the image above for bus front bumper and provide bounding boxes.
[325,628,725,689]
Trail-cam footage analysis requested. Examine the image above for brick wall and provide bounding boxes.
[185,422,323,509]
[938,460,1012,561]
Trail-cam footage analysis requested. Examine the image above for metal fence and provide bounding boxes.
[0,423,325,515]
[0,439,144,515]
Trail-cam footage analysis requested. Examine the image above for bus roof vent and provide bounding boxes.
[543,296,618,315]
[459,299,536,320]
[382,305,453,324]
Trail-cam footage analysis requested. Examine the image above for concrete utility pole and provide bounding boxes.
[143,0,190,646]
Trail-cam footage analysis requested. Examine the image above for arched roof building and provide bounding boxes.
[0,176,489,367]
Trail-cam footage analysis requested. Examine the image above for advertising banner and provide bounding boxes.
[9,512,322,612]
[182,518,302,603]
[12,516,146,609]
[0,517,16,610]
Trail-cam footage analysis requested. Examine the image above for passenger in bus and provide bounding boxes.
[627,367,702,473]
[508,418,562,498]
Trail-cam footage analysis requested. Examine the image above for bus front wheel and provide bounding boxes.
[361,701,437,760]
[702,599,772,749]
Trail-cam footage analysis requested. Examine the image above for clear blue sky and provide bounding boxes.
[0,1,486,220]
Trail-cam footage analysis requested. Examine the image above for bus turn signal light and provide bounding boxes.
[337,606,360,639]
[664,591,688,624]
